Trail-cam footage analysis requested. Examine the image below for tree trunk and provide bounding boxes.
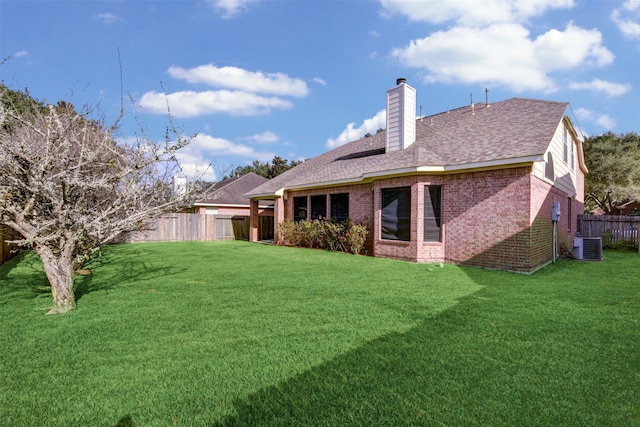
[36,247,77,315]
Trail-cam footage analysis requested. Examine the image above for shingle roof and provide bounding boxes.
[247,97,569,198]
[197,172,269,205]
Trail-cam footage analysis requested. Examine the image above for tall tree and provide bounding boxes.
[227,156,302,179]
[583,131,640,214]
[0,84,195,314]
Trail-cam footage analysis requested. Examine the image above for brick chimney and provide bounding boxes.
[386,78,416,152]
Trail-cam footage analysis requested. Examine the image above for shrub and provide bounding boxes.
[602,229,638,251]
[277,219,368,255]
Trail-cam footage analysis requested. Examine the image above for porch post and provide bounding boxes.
[249,199,259,242]
[273,196,285,244]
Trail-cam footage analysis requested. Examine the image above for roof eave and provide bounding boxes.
[248,156,542,196]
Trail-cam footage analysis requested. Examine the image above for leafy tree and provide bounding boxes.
[0,84,195,314]
[583,131,640,214]
[227,156,302,179]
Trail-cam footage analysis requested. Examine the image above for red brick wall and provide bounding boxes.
[275,166,577,272]
[444,168,534,271]
[284,184,375,253]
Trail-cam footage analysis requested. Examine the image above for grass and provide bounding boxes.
[0,241,638,426]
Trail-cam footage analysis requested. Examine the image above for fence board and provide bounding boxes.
[214,216,249,241]
[0,225,20,266]
[577,214,639,248]
[128,213,255,243]
[129,214,216,243]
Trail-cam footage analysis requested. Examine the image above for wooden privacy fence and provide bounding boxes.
[0,225,20,266]
[128,213,273,243]
[577,214,639,248]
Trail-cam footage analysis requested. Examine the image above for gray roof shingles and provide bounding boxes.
[247,98,568,198]
[199,172,269,205]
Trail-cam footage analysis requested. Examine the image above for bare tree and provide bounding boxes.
[0,84,196,314]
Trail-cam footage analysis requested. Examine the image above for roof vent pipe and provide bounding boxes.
[396,77,407,85]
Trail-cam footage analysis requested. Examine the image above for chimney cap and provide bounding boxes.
[396,77,407,85]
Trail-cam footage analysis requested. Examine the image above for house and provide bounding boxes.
[616,200,640,216]
[246,79,587,273]
[189,172,274,241]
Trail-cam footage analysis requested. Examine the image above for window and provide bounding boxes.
[293,196,307,222]
[563,127,568,163]
[330,193,349,221]
[545,152,555,182]
[567,197,572,231]
[381,187,411,241]
[424,186,442,242]
[571,138,575,170]
[310,195,327,220]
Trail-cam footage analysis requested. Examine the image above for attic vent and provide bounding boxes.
[573,237,603,261]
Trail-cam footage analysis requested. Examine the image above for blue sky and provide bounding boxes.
[2,0,639,181]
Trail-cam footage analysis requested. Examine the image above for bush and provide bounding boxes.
[277,219,368,255]
[601,229,638,250]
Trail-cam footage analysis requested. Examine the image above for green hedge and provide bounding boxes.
[277,219,368,255]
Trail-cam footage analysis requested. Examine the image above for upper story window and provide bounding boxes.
[545,152,555,182]
[293,196,307,222]
[571,138,575,170]
[381,187,411,241]
[563,126,569,163]
[330,193,349,221]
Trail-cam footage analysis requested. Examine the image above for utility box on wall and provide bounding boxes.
[552,201,561,222]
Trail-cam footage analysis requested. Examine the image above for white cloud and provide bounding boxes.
[380,0,574,26]
[93,13,122,24]
[574,108,617,130]
[246,131,279,144]
[312,77,327,86]
[611,0,640,39]
[177,132,274,180]
[327,109,386,148]
[208,0,258,18]
[168,64,309,97]
[569,79,631,97]
[138,90,292,117]
[191,133,273,159]
[596,115,617,129]
[391,23,613,93]
[15,50,29,58]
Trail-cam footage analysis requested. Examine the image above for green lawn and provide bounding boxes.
[0,242,638,426]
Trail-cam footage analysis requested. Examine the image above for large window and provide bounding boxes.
[424,186,442,242]
[381,187,411,241]
[330,193,349,221]
[563,127,568,163]
[310,195,327,220]
[571,139,575,170]
[293,196,307,222]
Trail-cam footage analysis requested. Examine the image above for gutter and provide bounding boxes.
[248,155,542,197]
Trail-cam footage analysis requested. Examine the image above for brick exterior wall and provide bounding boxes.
[283,184,375,252]
[271,166,582,273]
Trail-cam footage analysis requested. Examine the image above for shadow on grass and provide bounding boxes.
[75,244,189,302]
[1,245,188,306]
[115,415,135,427]
[212,303,497,425]
[213,260,637,426]
[0,251,52,302]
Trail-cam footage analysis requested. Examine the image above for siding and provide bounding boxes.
[533,118,581,199]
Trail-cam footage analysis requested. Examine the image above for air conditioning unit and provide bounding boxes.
[573,237,603,261]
